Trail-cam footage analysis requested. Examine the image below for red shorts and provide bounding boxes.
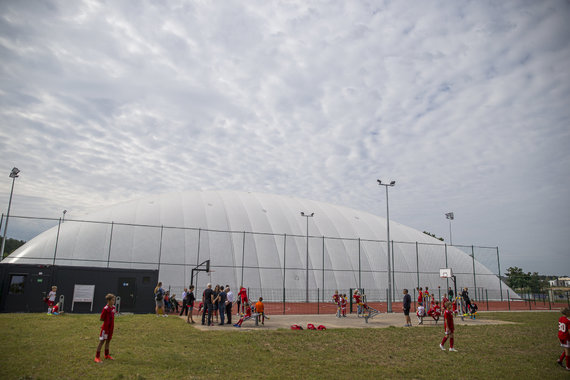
[100,327,113,341]
[560,338,570,348]
[48,300,55,307]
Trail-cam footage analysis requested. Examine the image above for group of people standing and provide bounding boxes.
[199,283,236,326]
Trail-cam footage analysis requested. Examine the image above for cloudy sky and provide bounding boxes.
[0,1,569,275]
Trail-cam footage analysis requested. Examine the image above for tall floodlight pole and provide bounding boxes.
[1,167,20,260]
[445,212,454,245]
[377,179,395,313]
[300,211,314,303]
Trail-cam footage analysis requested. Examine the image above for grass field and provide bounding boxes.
[0,311,567,379]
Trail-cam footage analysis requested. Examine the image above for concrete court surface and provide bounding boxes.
[183,312,514,331]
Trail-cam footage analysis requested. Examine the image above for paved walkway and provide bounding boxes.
[183,312,514,331]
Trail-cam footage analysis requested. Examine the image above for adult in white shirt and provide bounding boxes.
[179,288,188,316]
[225,286,234,325]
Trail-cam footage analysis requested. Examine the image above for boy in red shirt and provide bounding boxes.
[428,300,441,323]
[238,286,248,314]
[353,290,362,316]
[332,290,341,317]
[439,301,457,352]
[234,302,252,327]
[95,294,116,362]
[557,307,570,370]
[340,294,348,317]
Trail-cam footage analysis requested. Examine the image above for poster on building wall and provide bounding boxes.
[72,284,95,311]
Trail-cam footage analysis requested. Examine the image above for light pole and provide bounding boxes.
[300,211,314,303]
[377,179,395,313]
[445,212,454,245]
[1,167,20,260]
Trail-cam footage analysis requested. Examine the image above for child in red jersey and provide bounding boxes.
[353,290,363,316]
[428,301,441,323]
[95,294,116,362]
[332,290,341,317]
[439,301,457,352]
[51,302,61,315]
[417,287,423,306]
[238,286,248,314]
[234,302,252,327]
[557,307,570,371]
[340,294,348,317]
[47,286,57,314]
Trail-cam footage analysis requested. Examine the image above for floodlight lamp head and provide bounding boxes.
[310,213,314,217]
[390,180,396,186]
[9,167,20,178]
[300,211,305,216]
[377,179,382,185]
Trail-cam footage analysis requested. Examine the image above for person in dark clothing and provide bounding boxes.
[403,289,412,327]
[461,287,473,313]
[186,285,196,324]
[202,283,215,326]
[448,287,454,299]
[216,287,227,325]
[225,286,234,325]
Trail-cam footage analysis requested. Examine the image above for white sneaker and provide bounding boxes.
[439,344,445,351]
[449,348,458,352]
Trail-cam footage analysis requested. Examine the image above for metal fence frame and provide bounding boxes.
[1,214,508,302]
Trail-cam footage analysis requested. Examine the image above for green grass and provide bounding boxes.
[0,312,567,379]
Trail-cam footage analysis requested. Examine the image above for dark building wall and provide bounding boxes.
[0,264,158,314]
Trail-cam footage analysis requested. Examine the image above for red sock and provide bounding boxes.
[450,337,454,348]
[96,351,101,358]
[559,352,566,362]
[105,349,109,356]
[441,336,447,346]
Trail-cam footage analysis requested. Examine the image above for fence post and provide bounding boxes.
[391,240,396,302]
[507,290,511,310]
[323,236,326,296]
[413,287,416,311]
[318,288,320,314]
[195,228,201,289]
[548,290,551,310]
[486,289,489,311]
[415,242,419,289]
[496,247,503,301]
[528,290,531,310]
[358,238,361,290]
[107,222,114,269]
[53,217,62,265]
[283,233,286,315]
[241,231,246,288]
[471,245,477,301]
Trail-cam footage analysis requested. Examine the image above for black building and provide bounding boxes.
[0,263,158,313]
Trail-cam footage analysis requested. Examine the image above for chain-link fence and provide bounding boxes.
[2,214,512,302]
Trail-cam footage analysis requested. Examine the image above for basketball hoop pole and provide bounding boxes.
[190,260,210,288]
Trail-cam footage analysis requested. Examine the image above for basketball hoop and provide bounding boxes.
[440,268,452,278]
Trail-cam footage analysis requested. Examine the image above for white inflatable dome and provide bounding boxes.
[4,191,513,300]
